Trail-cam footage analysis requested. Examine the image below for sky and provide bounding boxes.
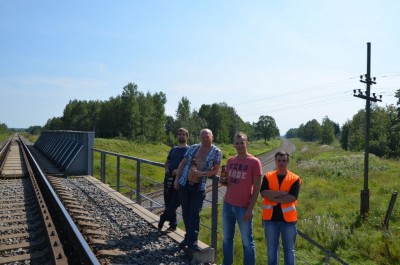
[1,1,399,134]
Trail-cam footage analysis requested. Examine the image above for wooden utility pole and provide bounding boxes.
[353,42,382,217]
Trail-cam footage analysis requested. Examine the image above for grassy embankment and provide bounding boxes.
[199,138,399,265]
[92,137,280,195]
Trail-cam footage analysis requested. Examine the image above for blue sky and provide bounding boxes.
[1,1,399,134]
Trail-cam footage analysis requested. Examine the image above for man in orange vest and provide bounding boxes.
[260,151,301,265]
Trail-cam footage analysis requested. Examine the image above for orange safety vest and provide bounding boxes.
[262,170,300,222]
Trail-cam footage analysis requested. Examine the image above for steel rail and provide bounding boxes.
[19,136,68,265]
[19,136,101,265]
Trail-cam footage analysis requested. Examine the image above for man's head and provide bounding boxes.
[234,132,249,154]
[275,151,290,172]
[177,128,189,144]
[199,128,214,147]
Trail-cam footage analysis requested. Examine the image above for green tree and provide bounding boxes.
[43,117,64,130]
[347,110,365,151]
[97,97,121,138]
[149,92,167,143]
[395,88,400,116]
[188,110,207,144]
[299,119,321,141]
[285,128,298,138]
[369,106,390,157]
[198,102,251,143]
[340,121,351,150]
[120,83,139,139]
[175,97,191,129]
[320,116,335,145]
[253,115,280,143]
[27,125,42,135]
[341,106,395,157]
[388,91,400,157]
[0,122,8,132]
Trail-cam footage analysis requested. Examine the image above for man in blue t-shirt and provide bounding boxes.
[158,128,189,232]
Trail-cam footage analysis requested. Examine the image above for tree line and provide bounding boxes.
[40,82,280,145]
[286,89,400,158]
[15,83,400,158]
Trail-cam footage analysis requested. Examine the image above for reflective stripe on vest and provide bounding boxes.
[282,205,296,213]
[262,170,299,222]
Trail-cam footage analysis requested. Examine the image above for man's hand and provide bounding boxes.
[272,191,288,199]
[174,177,179,190]
[243,209,253,221]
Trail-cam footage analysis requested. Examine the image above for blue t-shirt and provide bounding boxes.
[167,146,189,173]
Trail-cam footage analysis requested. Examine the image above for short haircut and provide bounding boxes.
[275,151,290,161]
[177,128,189,137]
[200,128,213,136]
[234,131,248,142]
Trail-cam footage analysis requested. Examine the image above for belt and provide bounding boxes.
[188,181,200,186]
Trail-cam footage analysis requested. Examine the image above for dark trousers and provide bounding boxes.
[160,184,180,228]
[179,184,206,247]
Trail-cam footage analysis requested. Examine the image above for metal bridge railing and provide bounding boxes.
[92,147,351,265]
[92,148,221,261]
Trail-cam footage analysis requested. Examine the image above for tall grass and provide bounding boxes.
[198,138,399,265]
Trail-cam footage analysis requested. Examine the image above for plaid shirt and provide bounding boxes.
[178,143,222,191]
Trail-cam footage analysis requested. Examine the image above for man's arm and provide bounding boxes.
[244,174,262,221]
[174,157,187,190]
[269,193,297,204]
[164,159,170,174]
[260,178,300,203]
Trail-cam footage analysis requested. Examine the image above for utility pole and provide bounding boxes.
[353,42,382,217]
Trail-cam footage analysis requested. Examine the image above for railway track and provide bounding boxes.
[0,135,99,265]
[0,135,67,265]
[1,135,189,264]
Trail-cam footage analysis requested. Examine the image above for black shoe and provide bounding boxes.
[189,244,201,252]
[166,226,176,232]
[158,219,165,230]
[179,239,188,248]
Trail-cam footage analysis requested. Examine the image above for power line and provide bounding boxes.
[234,76,360,106]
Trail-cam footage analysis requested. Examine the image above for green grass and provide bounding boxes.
[198,138,400,265]
[287,139,399,264]
[0,132,12,142]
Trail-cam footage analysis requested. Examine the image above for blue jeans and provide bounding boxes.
[263,220,297,265]
[178,184,205,248]
[222,201,255,265]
